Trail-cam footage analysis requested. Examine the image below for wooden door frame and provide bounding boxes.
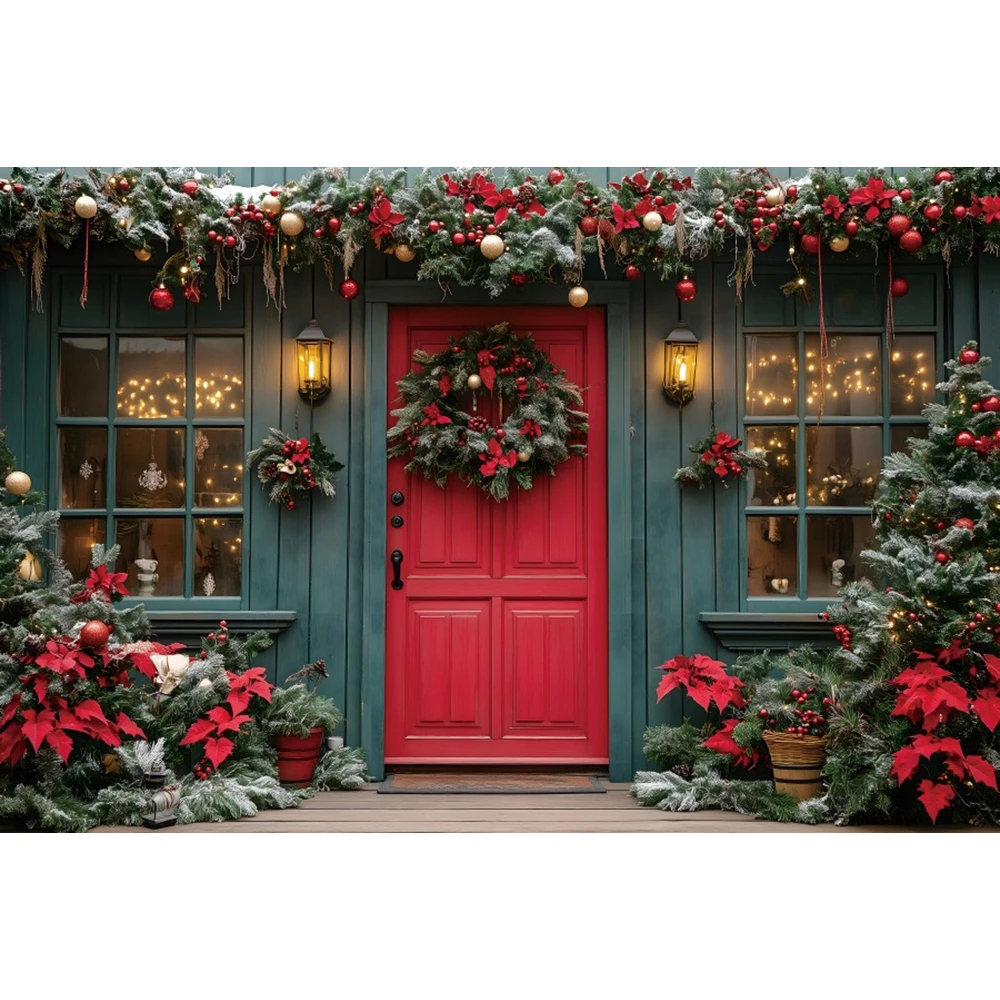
[360,282,640,781]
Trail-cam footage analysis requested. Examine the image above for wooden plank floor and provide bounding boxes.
[90,781,970,833]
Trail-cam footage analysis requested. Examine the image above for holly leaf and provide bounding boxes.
[44,728,74,763]
[917,779,955,824]
[963,755,998,791]
[203,736,235,769]
[115,712,146,739]
[179,717,217,746]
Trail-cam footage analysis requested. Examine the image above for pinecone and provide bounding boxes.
[22,632,48,656]
[468,416,489,433]
[670,763,693,780]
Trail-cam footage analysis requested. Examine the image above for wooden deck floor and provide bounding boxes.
[90,781,956,833]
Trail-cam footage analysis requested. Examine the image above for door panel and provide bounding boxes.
[385,306,608,764]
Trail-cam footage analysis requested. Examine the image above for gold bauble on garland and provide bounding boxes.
[642,211,663,232]
[466,373,483,390]
[133,247,152,262]
[17,551,42,582]
[394,244,416,262]
[261,193,282,215]
[279,211,305,237]
[829,235,850,253]
[568,285,589,308]
[765,187,785,207]
[517,450,531,463]
[4,471,31,495]
[479,234,505,259]
[74,194,98,219]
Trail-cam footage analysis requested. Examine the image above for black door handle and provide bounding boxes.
[391,549,404,590]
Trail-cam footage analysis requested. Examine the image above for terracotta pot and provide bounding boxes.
[274,726,325,785]
[762,730,828,801]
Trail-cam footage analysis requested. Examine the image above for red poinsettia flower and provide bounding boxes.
[520,419,542,439]
[83,564,129,600]
[703,719,759,769]
[848,176,899,221]
[671,176,693,191]
[969,193,983,219]
[613,202,639,232]
[979,195,1000,224]
[634,197,679,223]
[822,194,846,220]
[368,195,405,241]
[421,402,452,427]
[478,437,518,477]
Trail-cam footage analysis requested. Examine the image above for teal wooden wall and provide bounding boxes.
[1,166,995,775]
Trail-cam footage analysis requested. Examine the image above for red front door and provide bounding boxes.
[385,306,608,765]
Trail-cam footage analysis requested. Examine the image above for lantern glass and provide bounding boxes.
[663,324,699,404]
[296,321,333,401]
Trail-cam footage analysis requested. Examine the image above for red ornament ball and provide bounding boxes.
[149,286,175,312]
[451,232,467,246]
[958,348,980,365]
[890,276,909,298]
[547,169,565,186]
[675,277,697,302]
[597,218,615,242]
[972,403,981,412]
[118,178,130,192]
[786,186,797,200]
[314,228,324,238]
[792,219,802,231]
[327,216,341,234]
[579,216,598,237]
[934,170,954,184]
[844,219,859,236]
[982,395,1000,412]
[286,499,296,511]
[953,205,968,221]
[955,517,976,530]
[428,220,441,233]
[225,235,236,247]
[900,189,912,202]
[955,430,976,448]
[625,264,641,281]
[887,213,912,237]
[182,179,199,196]
[339,279,360,300]
[935,551,950,564]
[79,620,112,649]
[800,233,820,254]
[510,273,527,286]
[898,229,924,253]
[923,203,942,221]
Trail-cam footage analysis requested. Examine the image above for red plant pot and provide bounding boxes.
[274,726,325,786]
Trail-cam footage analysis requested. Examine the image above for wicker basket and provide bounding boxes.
[762,730,828,801]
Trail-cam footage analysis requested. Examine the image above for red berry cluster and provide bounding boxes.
[468,415,489,433]
[759,686,831,737]
[733,184,796,250]
[192,758,216,781]
[498,353,533,376]
[832,624,852,649]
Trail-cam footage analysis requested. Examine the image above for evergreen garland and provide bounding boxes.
[387,323,588,500]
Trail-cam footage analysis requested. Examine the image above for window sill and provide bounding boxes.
[699,612,835,651]
[145,610,297,648]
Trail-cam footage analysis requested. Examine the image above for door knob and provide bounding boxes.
[391,491,405,506]
[391,549,404,590]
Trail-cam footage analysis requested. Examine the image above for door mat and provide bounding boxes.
[378,773,606,794]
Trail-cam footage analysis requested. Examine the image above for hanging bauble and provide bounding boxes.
[844,219,859,236]
[181,179,199,196]
[394,244,416,262]
[642,211,663,232]
[597,218,615,241]
[79,620,112,649]
[467,373,483,390]
[829,235,850,253]
[133,247,152,262]
[625,264,641,281]
[934,170,954,184]
[547,169,565,186]
[568,286,589,308]
[480,234,505,260]
[261,193,282,215]
[5,471,32,495]
[17,551,42,582]
[800,233,820,254]
[74,194,98,219]
[959,348,980,365]
[935,551,950,564]
[765,187,785,207]
[675,277,697,302]
[887,213,912,237]
[517,450,531,463]
[327,216,341,234]
[891,276,909,298]
[923,203,942,221]
[955,430,976,448]
[982,395,1000,412]
[579,216,598,237]
[899,229,924,253]
[955,517,976,531]
[149,286,175,311]
[279,211,305,236]
[339,279,360,300]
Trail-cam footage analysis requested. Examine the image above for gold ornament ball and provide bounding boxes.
[4,471,31,495]
[279,211,305,237]
[17,551,42,583]
[517,450,531,463]
[74,194,98,219]
[394,244,416,263]
[134,247,152,262]
[642,211,663,232]
[261,193,282,214]
[829,235,850,253]
[467,373,483,390]
[765,187,785,207]
[480,234,505,259]
[568,285,589,308]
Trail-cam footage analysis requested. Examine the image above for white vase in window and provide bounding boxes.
[134,558,159,596]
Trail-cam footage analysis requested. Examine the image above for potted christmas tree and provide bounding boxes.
[261,660,343,785]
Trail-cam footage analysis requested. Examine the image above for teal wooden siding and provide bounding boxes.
[0,166,986,776]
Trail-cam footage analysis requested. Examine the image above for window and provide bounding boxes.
[54,288,246,601]
[741,274,940,604]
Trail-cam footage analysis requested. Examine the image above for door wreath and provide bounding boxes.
[387,323,589,500]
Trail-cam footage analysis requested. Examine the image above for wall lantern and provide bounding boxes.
[663,323,699,405]
[296,320,333,402]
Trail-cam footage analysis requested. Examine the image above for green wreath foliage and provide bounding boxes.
[387,323,588,500]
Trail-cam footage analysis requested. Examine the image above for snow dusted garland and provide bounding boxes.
[246,429,343,511]
[387,324,588,500]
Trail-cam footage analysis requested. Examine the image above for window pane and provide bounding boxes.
[745,334,798,416]
[59,337,108,416]
[746,426,797,507]
[890,336,936,415]
[194,428,243,508]
[195,517,242,597]
[116,336,186,419]
[806,425,881,507]
[115,428,186,508]
[807,515,876,597]
[57,518,106,581]
[890,423,928,455]
[115,517,184,596]
[747,515,797,597]
[58,427,107,509]
[195,337,244,417]
[805,334,881,416]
